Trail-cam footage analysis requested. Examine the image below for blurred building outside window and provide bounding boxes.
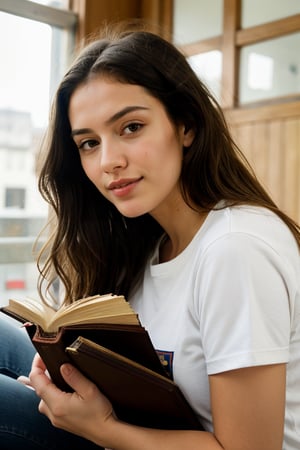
[0,0,76,306]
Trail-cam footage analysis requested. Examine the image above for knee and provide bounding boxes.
[0,316,35,378]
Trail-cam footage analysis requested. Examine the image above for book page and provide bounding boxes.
[50,294,139,330]
[6,297,56,330]
[4,294,139,332]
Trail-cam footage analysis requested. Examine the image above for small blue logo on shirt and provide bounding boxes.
[156,350,174,378]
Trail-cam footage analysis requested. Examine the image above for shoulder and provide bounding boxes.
[200,204,298,258]
[193,204,299,292]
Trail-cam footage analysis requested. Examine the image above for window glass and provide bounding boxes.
[241,0,300,28]
[32,0,69,9]
[187,51,222,101]
[0,10,74,305]
[173,0,223,45]
[0,14,52,128]
[239,32,300,104]
[5,188,26,209]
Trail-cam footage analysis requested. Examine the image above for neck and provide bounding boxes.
[155,204,209,263]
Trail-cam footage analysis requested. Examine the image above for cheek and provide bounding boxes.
[80,159,110,200]
[80,158,101,189]
[83,166,108,199]
[80,156,96,179]
[143,133,182,167]
[80,163,92,184]
[163,139,184,171]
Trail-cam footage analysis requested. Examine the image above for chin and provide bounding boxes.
[118,207,149,219]
[121,212,145,219]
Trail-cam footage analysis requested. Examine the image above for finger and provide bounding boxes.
[30,367,71,421]
[32,352,47,371]
[29,363,56,398]
[60,364,98,400]
[17,375,31,385]
[17,375,36,390]
[38,397,52,417]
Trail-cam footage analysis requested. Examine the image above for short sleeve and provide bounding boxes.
[196,233,291,375]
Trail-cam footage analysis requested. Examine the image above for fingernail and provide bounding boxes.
[61,364,72,376]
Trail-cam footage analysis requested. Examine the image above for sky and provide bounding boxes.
[0,11,52,128]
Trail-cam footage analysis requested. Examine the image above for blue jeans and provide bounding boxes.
[0,316,102,449]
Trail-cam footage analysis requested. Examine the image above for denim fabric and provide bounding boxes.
[0,316,102,450]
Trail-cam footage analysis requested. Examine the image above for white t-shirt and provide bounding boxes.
[130,204,300,449]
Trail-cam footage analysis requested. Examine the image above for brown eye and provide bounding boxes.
[78,139,99,151]
[123,123,143,135]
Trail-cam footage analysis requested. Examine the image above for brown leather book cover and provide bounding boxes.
[0,306,167,391]
[27,322,168,391]
[66,336,202,430]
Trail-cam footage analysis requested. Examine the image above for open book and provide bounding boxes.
[1,294,166,390]
[2,294,139,333]
[1,294,203,430]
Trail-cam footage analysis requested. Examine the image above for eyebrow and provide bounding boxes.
[71,105,149,138]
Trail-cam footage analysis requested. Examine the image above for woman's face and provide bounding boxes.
[69,77,194,219]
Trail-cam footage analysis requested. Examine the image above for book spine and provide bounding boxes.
[31,336,72,391]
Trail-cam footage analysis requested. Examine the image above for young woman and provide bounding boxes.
[0,25,299,450]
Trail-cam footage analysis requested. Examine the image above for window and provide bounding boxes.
[173,0,223,44]
[5,188,26,209]
[187,51,222,100]
[241,0,300,28]
[173,0,300,107]
[239,32,300,104]
[173,0,223,102]
[0,0,77,305]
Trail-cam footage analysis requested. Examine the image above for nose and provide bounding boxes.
[100,139,128,173]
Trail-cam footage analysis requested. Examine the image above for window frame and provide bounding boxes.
[0,0,77,29]
[0,0,78,300]
[177,0,300,109]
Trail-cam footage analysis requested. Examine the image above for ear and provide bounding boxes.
[182,125,195,147]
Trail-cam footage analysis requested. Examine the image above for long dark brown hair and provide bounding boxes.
[37,23,300,305]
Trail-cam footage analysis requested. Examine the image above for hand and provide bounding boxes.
[17,353,50,390]
[29,354,116,445]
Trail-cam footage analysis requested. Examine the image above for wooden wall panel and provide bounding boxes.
[71,0,173,44]
[229,110,300,223]
[140,0,173,37]
[71,0,140,43]
[267,121,284,207]
[282,118,300,220]
[251,122,269,184]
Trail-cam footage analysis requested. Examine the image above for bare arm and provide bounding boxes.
[209,364,286,450]
[29,355,286,450]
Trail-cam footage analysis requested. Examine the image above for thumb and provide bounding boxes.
[60,363,95,398]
